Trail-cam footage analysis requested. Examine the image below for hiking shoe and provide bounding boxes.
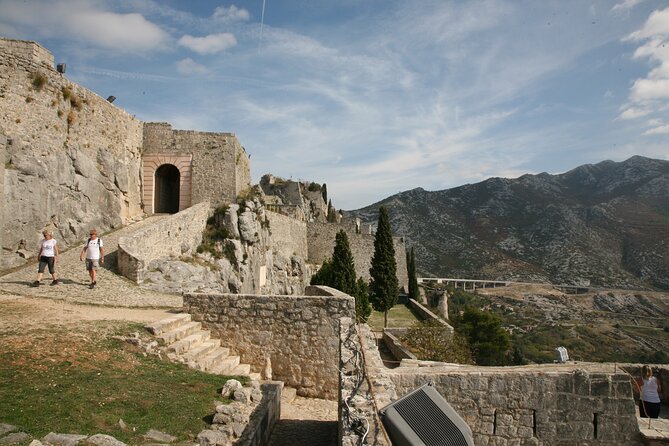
[89,282,95,289]
[32,281,40,287]
[51,279,59,285]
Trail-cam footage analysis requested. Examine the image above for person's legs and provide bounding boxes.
[47,257,57,284]
[86,259,98,287]
[35,257,47,285]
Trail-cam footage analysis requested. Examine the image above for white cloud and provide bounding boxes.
[619,106,651,119]
[178,33,237,54]
[643,123,669,134]
[0,0,170,52]
[611,0,646,14]
[176,58,210,75]
[621,7,669,126]
[212,5,250,23]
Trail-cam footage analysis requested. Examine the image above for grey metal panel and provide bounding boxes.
[379,383,474,446]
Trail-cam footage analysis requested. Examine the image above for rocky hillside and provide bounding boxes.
[347,156,669,290]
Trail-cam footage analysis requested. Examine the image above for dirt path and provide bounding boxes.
[0,294,175,332]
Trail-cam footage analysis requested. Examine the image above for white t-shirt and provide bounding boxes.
[641,376,661,403]
[84,237,104,260]
[40,238,57,257]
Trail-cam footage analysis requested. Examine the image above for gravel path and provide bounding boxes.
[0,217,181,308]
[269,396,338,446]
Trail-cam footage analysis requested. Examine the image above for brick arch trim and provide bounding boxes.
[142,154,193,214]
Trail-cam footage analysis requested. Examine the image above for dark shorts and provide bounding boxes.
[38,256,55,274]
[640,400,661,418]
[85,259,99,271]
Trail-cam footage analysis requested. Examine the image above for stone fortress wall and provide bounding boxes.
[0,38,145,261]
[183,286,356,400]
[143,122,251,209]
[307,220,409,291]
[265,210,308,259]
[118,202,211,282]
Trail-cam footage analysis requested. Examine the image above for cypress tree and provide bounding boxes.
[407,247,419,302]
[369,206,398,327]
[311,230,371,322]
[321,183,328,204]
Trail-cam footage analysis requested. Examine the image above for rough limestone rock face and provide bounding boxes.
[139,201,311,295]
[1,40,144,269]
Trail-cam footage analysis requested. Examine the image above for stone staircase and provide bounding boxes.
[146,313,261,380]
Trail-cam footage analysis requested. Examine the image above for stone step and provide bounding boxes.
[210,355,241,375]
[182,339,221,365]
[167,331,210,355]
[248,372,262,381]
[195,347,231,372]
[230,363,251,376]
[145,313,191,336]
[159,321,202,345]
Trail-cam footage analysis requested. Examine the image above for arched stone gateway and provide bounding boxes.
[154,164,180,214]
[142,154,192,214]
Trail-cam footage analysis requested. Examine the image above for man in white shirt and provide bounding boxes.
[80,228,104,289]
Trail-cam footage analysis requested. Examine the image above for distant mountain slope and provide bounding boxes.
[347,156,669,290]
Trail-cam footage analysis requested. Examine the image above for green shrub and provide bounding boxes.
[402,320,473,364]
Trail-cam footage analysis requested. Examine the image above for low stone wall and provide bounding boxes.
[382,329,417,361]
[235,382,282,446]
[183,286,356,399]
[385,362,642,446]
[339,320,392,446]
[118,202,210,282]
[408,298,454,333]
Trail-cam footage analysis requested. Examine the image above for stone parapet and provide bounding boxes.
[384,362,643,446]
[118,202,210,282]
[408,298,454,333]
[182,286,355,399]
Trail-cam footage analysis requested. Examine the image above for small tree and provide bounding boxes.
[457,307,511,365]
[369,206,398,327]
[407,247,419,302]
[321,183,328,204]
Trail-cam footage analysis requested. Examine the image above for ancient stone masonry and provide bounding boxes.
[383,363,643,446]
[118,202,210,282]
[182,286,356,400]
[307,220,409,291]
[143,122,251,211]
[0,38,144,261]
[265,210,308,259]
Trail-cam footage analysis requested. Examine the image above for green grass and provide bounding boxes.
[367,304,421,331]
[0,321,245,443]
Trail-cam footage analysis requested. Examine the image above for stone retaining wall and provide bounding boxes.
[266,210,307,258]
[385,363,642,446]
[382,329,417,361]
[118,202,210,282]
[183,286,356,399]
[408,298,454,333]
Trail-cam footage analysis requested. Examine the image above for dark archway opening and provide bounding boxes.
[154,164,180,214]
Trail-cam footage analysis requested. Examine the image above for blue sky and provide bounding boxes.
[1,0,668,209]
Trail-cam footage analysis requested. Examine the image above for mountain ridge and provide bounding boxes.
[346,155,669,290]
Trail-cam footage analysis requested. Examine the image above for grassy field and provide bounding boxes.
[367,304,421,332]
[0,321,245,444]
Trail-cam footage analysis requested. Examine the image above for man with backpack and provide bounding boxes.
[80,228,104,289]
